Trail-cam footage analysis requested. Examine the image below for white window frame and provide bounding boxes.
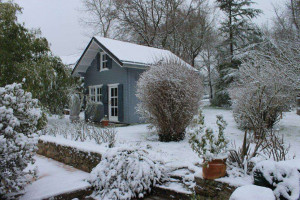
[100,52,108,71]
[89,85,103,104]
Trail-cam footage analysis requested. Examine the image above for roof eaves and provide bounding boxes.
[71,38,94,76]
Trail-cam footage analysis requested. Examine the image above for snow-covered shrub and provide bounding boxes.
[229,48,295,136]
[189,110,229,162]
[91,126,116,148]
[137,58,203,142]
[228,54,294,172]
[0,83,46,198]
[253,160,300,200]
[230,185,275,200]
[84,99,98,122]
[44,120,116,147]
[90,148,165,200]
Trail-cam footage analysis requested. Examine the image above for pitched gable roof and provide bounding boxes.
[94,37,175,66]
[72,37,192,76]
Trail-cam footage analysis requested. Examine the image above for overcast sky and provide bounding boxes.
[14,0,287,58]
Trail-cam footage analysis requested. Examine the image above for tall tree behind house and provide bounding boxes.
[216,0,262,63]
[81,0,214,67]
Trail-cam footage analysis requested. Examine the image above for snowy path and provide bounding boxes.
[20,155,90,200]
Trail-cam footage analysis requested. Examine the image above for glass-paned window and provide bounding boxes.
[101,52,108,70]
[89,86,102,103]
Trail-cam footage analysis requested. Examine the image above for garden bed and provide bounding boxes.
[32,108,300,199]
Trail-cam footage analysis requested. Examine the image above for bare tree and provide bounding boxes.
[176,2,214,66]
[81,0,118,37]
[198,28,220,100]
[113,0,213,66]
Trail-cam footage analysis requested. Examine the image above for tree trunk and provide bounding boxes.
[206,49,213,100]
[229,1,234,63]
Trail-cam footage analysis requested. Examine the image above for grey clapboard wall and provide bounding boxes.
[84,51,144,124]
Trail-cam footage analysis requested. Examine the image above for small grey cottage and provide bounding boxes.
[72,37,189,124]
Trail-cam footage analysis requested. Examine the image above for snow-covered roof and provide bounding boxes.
[60,53,81,66]
[72,37,193,77]
[94,37,176,65]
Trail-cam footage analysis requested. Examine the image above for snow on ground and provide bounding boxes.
[27,107,299,197]
[21,155,90,200]
[229,185,275,200]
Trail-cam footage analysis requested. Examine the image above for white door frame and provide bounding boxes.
[108,84,119,122]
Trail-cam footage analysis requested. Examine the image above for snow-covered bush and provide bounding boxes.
[44,120,116,147]
[0,83,46,198]
[137,58,203,142]
[189,110,229,162]
[90,148,165,200]
[230,185,275,200]
[229,56,294,136]
[253,160,300,200]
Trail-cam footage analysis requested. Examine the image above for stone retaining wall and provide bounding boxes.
[37,140,102,172]
[194,176,236,199]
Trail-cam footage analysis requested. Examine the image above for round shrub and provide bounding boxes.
[0,83,46,198]
[137,59,203,142]
[90,148,165,200]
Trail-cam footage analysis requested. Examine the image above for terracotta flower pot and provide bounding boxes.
[202,159,226,180]
[101,120,109,127]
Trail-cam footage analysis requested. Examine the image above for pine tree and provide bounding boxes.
[216,0,262,62]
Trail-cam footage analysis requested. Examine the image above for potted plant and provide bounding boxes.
[101,115,109,127]
[189,110,229,180]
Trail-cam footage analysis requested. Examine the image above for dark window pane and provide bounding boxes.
[115,98,118,106]
[115,108,118,116]
[111,108,114,116]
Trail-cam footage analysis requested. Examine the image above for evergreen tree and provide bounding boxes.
[0,2,79,114]
[211,0,261,107]
[216,0,262,62]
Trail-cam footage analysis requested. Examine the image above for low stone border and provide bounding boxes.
[37,140,102,172]
[151,186,191,200]
[38,139,237,199]
[194,176,236,199]
[43,186,93,200]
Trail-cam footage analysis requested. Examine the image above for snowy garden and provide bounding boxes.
[12,105,300,200]
[1,58,300,200]
[1,0,300,200]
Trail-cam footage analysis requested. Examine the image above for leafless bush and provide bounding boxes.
[90,126,117,148]
[229,53,295,139]
[261,129,291,162]
[228,128,291,174]
[137,58,203,142]
[44,120,116,147]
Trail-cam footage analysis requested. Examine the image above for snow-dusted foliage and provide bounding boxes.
[229,53,295,136]
[253,160,300,200]
[0,83,46,198]
[44,120,116,147]
[189,110,229,162]
[90,148,165,200]
[136,58,203,142]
